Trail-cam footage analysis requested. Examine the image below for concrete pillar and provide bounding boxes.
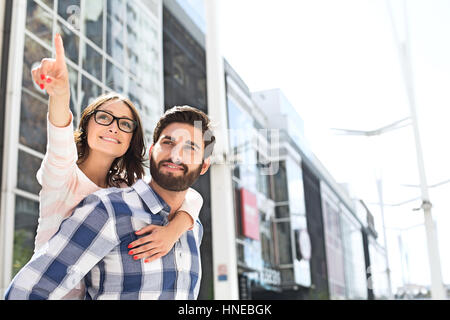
[204,0,239,300]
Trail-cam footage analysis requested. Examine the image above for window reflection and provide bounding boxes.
[260,219,275,267]
[26,0,53,46]
[286,159,305,215]
[56,20,79,64]
[83,0,103,48]
[140,86,158,120]
[22,35,51,97]
[12,196,39,277]
[81,75,102,113]
[57,0,81,29]
[275,221,293,265]
[106,60,123,93]
[17,150,42,195]
[67,63,79,125]
[273,161,289,203]
[40,0,54,10]
[106,0,125,66]
[20,90,47,154]
[341,213,368,299]
[82,41,102,81]
[163,8,206,112]
[127,77,142,111]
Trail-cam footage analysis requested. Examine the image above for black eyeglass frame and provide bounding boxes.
[92,109,138,133]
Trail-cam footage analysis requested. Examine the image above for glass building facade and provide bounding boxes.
[225,65,280,299]
[1,0,164,281]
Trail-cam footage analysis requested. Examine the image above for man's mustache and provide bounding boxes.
[158,159,188,173]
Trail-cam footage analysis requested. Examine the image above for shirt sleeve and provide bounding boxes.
[178,187,203,230]
[4,195,118,300]
[36,112,78,186]
[34,112,80,252]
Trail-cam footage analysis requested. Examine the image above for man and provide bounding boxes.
[5,106,215,300]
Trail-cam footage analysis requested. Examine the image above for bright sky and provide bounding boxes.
[219,0,450,293]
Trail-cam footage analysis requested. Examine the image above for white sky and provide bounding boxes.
[219,0,450,292]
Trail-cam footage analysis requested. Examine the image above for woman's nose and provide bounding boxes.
[108,120,119,133]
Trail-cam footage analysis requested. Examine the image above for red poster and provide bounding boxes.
[240,189,260,240]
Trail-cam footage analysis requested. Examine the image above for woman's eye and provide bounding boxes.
[121,121,132,129]
[99,115,109,120]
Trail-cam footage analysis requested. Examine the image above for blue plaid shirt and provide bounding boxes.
[5,179,203,300]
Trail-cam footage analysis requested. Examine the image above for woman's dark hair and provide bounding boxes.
[153,106,216,159]
[74,92,147,187]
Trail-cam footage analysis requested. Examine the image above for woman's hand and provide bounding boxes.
[32,33,69,97]
[128,224,179,263]
[128,211,194,263]
[32,33,72,127]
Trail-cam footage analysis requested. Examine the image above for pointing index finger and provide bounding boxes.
[54,33,66,66]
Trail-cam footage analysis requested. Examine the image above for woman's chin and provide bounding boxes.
[91,147,125,159]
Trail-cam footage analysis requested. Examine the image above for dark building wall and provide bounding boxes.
[0,0,13,209]
[302,161,330,299]
[362,229,374,300]
[162,8,207,113]
[162,6,213,299]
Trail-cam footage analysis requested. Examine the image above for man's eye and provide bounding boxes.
[163,140,173,145]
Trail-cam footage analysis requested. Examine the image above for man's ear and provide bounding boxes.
[200,157,211,175]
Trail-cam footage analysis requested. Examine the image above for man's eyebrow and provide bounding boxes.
[186,140,201,150]
[161,135,176,141]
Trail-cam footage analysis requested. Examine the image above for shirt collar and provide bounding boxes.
[131,179,171,215]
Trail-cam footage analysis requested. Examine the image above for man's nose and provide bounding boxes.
[170,143,184,164]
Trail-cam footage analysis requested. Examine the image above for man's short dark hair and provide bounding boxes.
[153,106,216,159]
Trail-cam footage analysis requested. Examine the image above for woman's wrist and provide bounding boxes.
[48,93,71,127]
[167,210,194,238]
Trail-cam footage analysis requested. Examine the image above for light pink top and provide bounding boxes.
[34,113,203,299]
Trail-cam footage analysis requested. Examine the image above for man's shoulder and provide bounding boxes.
[75,186,129,213]
[87,185,133,203]
[191,219,204,244]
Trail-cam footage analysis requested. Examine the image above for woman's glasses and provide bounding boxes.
[93,110,137,133]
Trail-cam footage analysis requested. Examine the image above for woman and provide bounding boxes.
[31,34,203,299]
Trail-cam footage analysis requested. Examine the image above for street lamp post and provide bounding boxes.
[386,0,446,299]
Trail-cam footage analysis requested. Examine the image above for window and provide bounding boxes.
[83,0,103,48]
[26,0,52,46]
[273,161,288,203]
[17,150,42,195]
[12,196,39,277]
[82,42,102,81]
[20,90,47,154]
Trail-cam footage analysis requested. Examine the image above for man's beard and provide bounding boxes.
[150,155,203,192]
